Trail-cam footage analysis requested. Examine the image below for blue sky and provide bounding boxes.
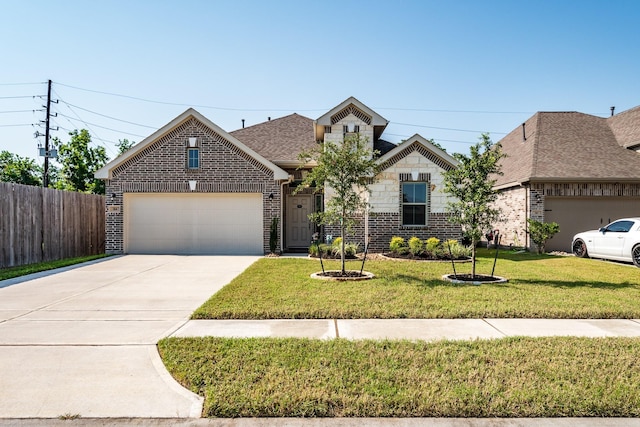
[1,0,639,161]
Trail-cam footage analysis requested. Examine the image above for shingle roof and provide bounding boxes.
[608,105,640,149]
[373,139,397,157]
[229,113,317,165]
[495,108,640,187]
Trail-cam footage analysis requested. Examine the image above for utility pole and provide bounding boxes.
[39,79,58,187]
[43,79,52,187]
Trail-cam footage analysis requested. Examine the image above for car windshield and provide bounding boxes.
[605,220,635,233]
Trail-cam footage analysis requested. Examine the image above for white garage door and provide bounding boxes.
[124,193,263,255]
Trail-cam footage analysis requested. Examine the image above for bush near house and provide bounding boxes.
[309,237,359,259]
[386,236,471,260]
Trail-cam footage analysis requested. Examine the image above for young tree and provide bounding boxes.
[53,129,108,194]
[296,133,380,275]
[442,133,505,278]
[0,151,42,186]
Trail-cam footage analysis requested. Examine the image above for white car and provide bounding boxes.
[572,218,640,267]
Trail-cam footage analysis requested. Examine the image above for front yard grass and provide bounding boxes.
[192,250,640,319]
[159,336,640,418]
[0,254,109,281]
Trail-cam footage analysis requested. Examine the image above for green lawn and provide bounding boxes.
[192,250,640,319]
[0,254,110,281]
[159,336,640,418]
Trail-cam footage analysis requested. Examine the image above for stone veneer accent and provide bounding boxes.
[104,117,281,254]
[494,186,531,249]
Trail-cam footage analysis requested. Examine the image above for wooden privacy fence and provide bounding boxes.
[0,182,105,268]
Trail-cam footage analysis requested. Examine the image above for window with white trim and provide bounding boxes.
[401,182,427,226]
[187,148,200,169]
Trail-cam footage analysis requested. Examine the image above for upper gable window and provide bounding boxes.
[343,124,359,134]
[187,148,200,169]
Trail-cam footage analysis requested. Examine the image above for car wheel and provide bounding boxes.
[572,239,588,258]
[632,245,640,268]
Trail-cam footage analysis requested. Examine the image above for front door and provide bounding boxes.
[286,194,312,248]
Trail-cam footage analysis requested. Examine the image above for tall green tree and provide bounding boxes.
[296,133,380,275]
[116,138,135,155]
[442,133,505,278]
[0,151,42,186]
[53,129,108,194]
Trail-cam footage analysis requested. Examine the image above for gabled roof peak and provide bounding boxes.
[94,108,288,180]
[316,96,388,127]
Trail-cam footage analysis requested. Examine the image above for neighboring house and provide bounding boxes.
[95,97,460,255]
[494,105,640,252]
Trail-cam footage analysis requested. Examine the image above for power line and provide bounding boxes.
[391,121,507,135]
[55,81,327,112]
[384,132,476,145]
[57,99,156,129]
[56,112,146,138]
[0,109,37,114]
[0,82,46,86]
[0,95,36,100]
[0,123,33,127]
[378,107,534,114]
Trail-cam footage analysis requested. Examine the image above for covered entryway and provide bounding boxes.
[286,194,313,249]
[544,197,640,252]
[124,193,263,254]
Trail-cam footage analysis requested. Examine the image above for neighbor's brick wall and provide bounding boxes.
[105,117,281,254]
[494,186,530,249]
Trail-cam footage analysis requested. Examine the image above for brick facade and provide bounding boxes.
[368,213,461,253]
[104,117,281,254]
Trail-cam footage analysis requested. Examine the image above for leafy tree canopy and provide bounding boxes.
[53,129,108,194]
[116,138,135,155]
[0,150,42,186]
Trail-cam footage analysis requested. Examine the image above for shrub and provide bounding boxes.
[527,219,560,254]
[408,237,424,256]
[389,236,407,254]
[309,243,331,257]
[425,237,440,256]
[269,217,279,254]
[333,242,359,258]
[446,239,471,259]
[332,236,342,248]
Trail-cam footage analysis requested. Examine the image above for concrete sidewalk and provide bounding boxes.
[172,318,640,340]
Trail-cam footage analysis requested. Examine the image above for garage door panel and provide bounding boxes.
[544,197,640,252]
[124,193,263,255]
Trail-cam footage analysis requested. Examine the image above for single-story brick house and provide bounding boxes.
[95,97,460,255]
[493,105,640,252]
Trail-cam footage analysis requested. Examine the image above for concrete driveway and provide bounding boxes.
[0,255,259,418]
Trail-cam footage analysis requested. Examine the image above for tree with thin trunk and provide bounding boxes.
[296,133,380,275]
[442,133,505,278]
